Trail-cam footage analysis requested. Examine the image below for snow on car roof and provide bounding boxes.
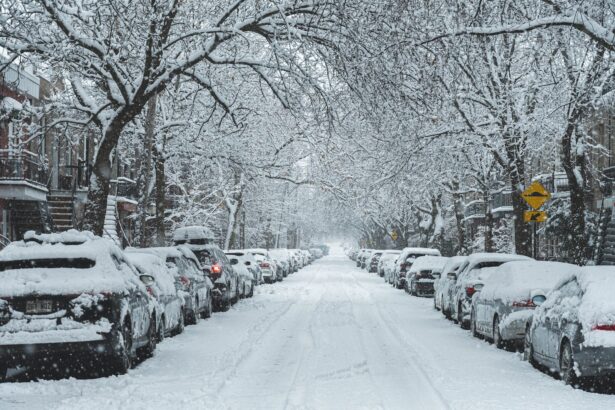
[408,256,450,273]
[480,261,579,302]
[441,256,467,274]
[0,231,140,297]
[465,252,531,266]
[172,226,215,241]
[125,251,177,296]
[401,247,441,257]
[577,266,615,330]
[131,246,183,259]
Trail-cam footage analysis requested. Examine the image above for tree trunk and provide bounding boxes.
[153,150,166,246]
[449,179,467,254]
[483,190,494,252]
[137,95,157,247]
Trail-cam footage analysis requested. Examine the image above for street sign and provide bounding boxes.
[391,231,398,241]
[521,181,551,210]
[524,210,547,223]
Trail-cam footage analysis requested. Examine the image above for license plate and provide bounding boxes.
[26,300,53,314]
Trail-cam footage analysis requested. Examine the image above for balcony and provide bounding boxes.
[464,200,485,220]
[0,151,48,201]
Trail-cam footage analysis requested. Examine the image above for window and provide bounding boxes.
[0,258,96,270]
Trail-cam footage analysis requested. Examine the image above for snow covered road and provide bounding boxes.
[2,253,615,409]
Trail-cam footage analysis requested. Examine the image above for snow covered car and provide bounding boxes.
[367,251,384,273]
[355,249,366,267]
[434,256,466,314]
[269,249,292,277]
[448,253,531,329]
[226,255,255,298]
[142,247,213,323]
[524,266,615,386]
[226,250,262,285]
[173,227,238,312]
[471,261,578,349]
[246,249,280,283]
[407,256,449,297]
[126,251,186,339]
[0,231,157,380]
[392,247,441,289]
[378,250,400,279]
[360,249,374,269]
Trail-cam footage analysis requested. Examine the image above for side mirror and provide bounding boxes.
[230,259,238,265]
[473,283,484,292]
[245,261,251,266]
[140,274,155,286]
[447,272,457,280]
[532,294,547,306]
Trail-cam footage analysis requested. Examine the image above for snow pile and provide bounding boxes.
[0,317,112,345]
[479,261,579,302]
[172,226,215,242]
[69,293,107,319]
[577,266,615,347]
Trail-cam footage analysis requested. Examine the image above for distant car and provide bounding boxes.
[471,261,578,349]
[0,230,157,379]
[141,246,213,323]
[379,250,401,279]
[367,251,384,273]
[434,256,466,314]
[126,250,186,339]
[226,250,263,285]
[355,249,367,267]
[393,248,441,289]
[524,266,615,386]
[226,255,255,298]
[448,253,531,329]
[407,256,449,297]
[246,249,280,282]
[269,249,292,277]
[172,227,238,312]
[360,250,374,269]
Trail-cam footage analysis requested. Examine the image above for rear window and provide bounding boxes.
[174,238,211,245]
[0,258,96,270]
[192,250,212,266]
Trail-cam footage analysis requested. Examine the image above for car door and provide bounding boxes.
[544,279,582,361]
[116,255,150,341]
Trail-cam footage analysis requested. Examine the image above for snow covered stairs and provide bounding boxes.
[47,194,74,232]
[601,218,615,265]
[103,196,120,245]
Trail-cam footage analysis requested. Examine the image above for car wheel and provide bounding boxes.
[157,316,165,343]
[560,340,580,387]
[456,302,463,326]
[0,364,7,382]
[523,325,537,367]
[138,315,157,360]
[493,316,504,349]
[112,319,133,375]
[202,294,213,319]
[220,291,232,312]
[173,310,185,336]
[249,283,254,298]
[471,309,480,338]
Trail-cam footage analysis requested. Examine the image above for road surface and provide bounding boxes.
[2,250,615,409]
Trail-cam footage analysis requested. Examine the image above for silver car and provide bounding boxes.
[525,266,615,386]
[434,256,466,315]
[448,253,531,329]
[471,261,577,349]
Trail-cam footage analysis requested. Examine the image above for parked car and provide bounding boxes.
[360,249,374,269]
[126,250,186,339]
[141,246,213,322]
[173,227,238,312]
[379,250,401,279]
[448,253,531,329]
[471,261,578,349]
[269,249,292,277]
[407,256,449,297]
[246,249,281,282]
[434,256,466,314]
[226,250,263,285]
[225,255,255,298]
[393,247,441,289]
[367,251,384,273]
[524,266,615,386]
[0,230,157,379]
[356,249,367,267]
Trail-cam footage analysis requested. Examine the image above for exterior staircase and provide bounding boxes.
[103,195,120,244]
[47,194,74,232]
[601,218,615,265]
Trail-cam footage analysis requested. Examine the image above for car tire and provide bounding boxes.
[249,283,254,298]
[220,291,232,312]
[202,294,213,319]
[523,325,537,367]
[173,310,185,336]
[0,364,7,382]
[111,319,133,375]
[456,302,464,327]
[493,316,504,349]
[560,340,580,387]
[157,316,165,343]
[471,309,480,338]
[138,315,157,360]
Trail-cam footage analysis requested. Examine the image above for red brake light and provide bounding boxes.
[465,287,476,298]
[212,264,222,274]
[512,300,536,308]
[592,324,615,331]
[179,276,191,287]
[260,262,270,268]
[146,286,155,297]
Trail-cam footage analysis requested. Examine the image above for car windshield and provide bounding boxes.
[191,250,212,266]
[0,258,96,270]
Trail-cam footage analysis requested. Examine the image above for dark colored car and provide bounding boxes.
[0,231,157,380]
[368,252,383,273]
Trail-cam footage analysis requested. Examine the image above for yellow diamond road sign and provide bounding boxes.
[524,210,547,223]
[391,231,398,241]
[521,181,551,210]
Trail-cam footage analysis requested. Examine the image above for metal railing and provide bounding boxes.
[0,152,47,186]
